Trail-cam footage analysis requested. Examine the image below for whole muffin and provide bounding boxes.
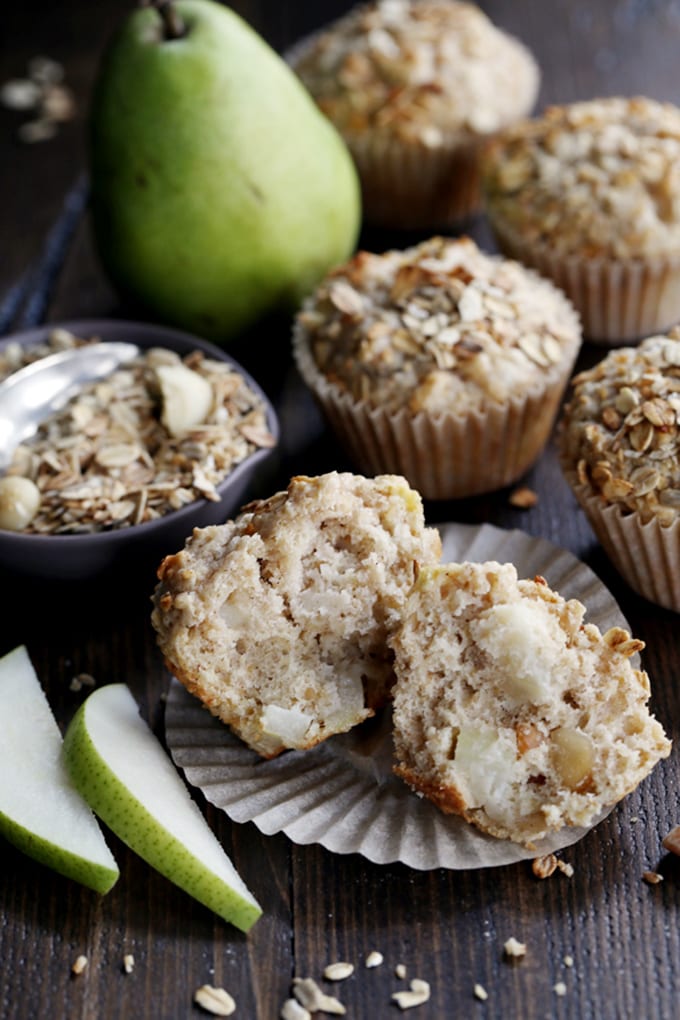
[289,0,539,229]
[483,96,680,343]
[293,236,581,499]
[152,471,441,757]
[560,328,680,611]
[390,561,670,846]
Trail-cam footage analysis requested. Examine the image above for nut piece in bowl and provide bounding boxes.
[483,96,680,344]
[0,320,279,582]
[559,327,680,611]
[390,560,670,846]
[293,235,581,499]
[289,0,539,230]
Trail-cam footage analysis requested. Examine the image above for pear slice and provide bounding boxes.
[62,683,262,932]
[0,645,119,893]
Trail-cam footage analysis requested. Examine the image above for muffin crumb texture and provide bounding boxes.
[152,472,440,757]
[560,328,680,525]
[484,96,680,260]
[390,561,670,845]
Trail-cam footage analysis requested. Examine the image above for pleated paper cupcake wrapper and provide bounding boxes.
[348,131,485,230]
[489,214,680,346]
[566,475,680,612]
[165,522,630,871]
[293,322,579,501]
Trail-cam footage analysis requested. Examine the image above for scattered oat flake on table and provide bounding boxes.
[509,485,538,509]
[323,962,354,981]
[392,979,431,1010]
[662,824,680,855]
[395,963,407,979]
[553,982,567,997]
[504,937,527,959]
[193,985,236,1016]
[71,955,88,975]
[122,953,135,974]
[280,999,311,1020]
[563,955,574,968]
[474,983,488,1001]
[556,860,574,877]
[365,950,384,968]
[643,870,664,885]
[292,977,346,1015]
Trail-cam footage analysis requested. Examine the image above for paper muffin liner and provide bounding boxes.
[488,214,680,346]
[292,308,580,501]
[165,522,633,871]
[563,471,680,611]
[347,131,486,230]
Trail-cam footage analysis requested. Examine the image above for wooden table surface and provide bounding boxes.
[2,2,680,1018]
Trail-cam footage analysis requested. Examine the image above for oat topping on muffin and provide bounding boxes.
[484,96,680,260]
[290,0,539,144]
[560,328,680,525]
[296,236,580,414]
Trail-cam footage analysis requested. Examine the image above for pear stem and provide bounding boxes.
[152,0,186,41]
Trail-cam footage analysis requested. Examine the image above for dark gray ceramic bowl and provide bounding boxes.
[0,320,280,581]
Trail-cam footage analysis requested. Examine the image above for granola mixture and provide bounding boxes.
[559,329,680,525]
[290,0,539,144]
[295,236,581,414]
[0,329,275,535]
[483,96,680,260]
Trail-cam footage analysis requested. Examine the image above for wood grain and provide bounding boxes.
[1,2,680,1018]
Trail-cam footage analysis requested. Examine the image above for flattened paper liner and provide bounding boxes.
[165,523,632,870]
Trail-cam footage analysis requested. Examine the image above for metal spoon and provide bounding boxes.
[0,342,140,470]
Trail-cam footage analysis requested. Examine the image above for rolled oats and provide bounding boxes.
[297,236,580,415]
[292,977,346,1015]
[391,978,430,1009]
[560,329,680,525]
[484,97,680,260]
[193,985,236,1016]
[290,1,538,143]
[0,330,275,535]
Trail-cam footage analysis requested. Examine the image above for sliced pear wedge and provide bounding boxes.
[62,683,261,931]
[0,645,119,893]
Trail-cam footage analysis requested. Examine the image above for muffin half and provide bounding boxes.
[152,472,441,757]
[390,561,670,846]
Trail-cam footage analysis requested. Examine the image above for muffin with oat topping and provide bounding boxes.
[288,0,539,229]
[390,560,670,846]
[293,236,581,499]
[483,96,680,344]
[560,328,680,610]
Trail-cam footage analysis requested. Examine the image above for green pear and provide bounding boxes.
[89,0,361,342]
[0,645,119,894]
[62,683,261,932]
